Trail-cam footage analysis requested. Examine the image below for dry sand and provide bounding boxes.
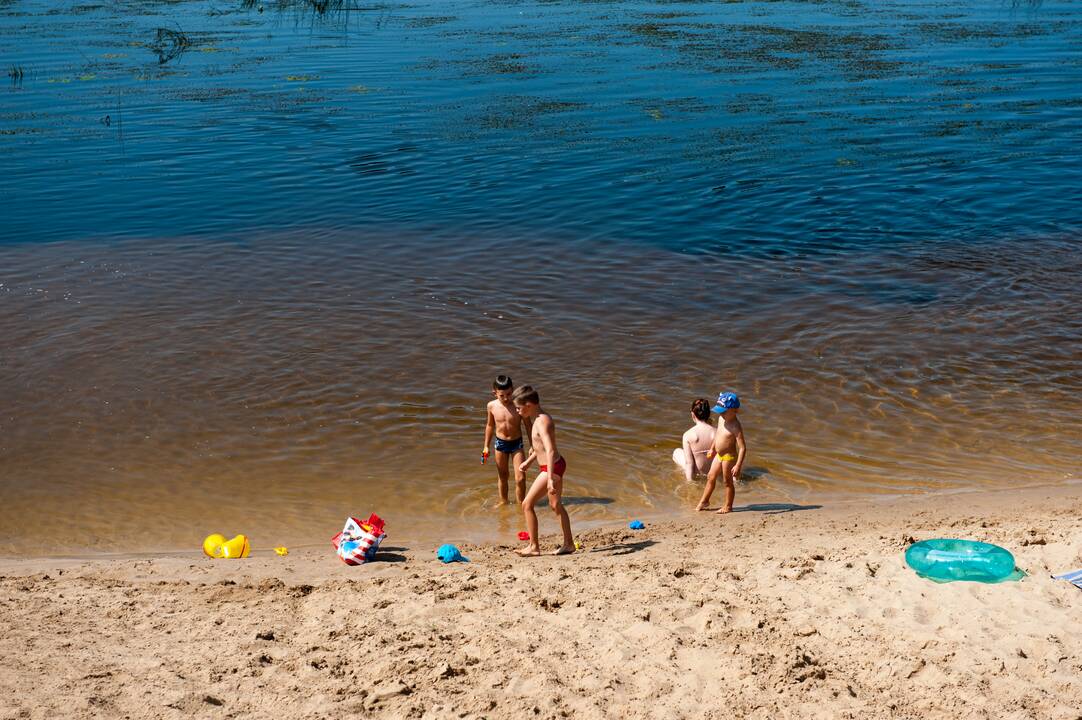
[1,485,1080,719]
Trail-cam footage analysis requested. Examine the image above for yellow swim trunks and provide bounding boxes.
[717,453,736,462]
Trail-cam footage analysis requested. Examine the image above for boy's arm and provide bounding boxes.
[710,425,723,456]
[483,404,495,455]
[681,434,695,482]
[733,426,747,479]
[541,418,559,489]
[522,414,534,451]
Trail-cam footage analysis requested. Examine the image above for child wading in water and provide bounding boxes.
[483,375,531,505]
[672,398,715,481]
[513,385,574,556]
[696,392,746,514]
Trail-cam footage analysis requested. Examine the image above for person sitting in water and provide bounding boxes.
[672,398,716,481]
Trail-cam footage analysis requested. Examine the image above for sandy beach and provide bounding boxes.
[1,484,1079,719]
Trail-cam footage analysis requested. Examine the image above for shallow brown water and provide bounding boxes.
[1,230,1080,555]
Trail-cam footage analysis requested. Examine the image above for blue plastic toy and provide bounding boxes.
[905,538,1016,583]
[629,520,645,530]
[437,544,469,563]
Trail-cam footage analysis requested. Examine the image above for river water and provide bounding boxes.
[1,0,1079,555]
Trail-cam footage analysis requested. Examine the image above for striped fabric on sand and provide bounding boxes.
[1052,568,1082,590]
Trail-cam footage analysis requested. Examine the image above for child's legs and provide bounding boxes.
[494,451,511,502]
[521,472,549,548]
[721,461,735,511]
[512,449,527,504]
[547,472,573,547]
[697,456,721,508]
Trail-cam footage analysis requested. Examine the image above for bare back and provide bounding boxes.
[684,421,715,475]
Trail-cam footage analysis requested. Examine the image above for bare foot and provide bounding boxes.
[696,503,709,512]
[515,546,541,557]
[715,506,732,515]
[550,545,575,556]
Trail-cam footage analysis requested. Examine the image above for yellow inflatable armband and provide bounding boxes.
[202,533,251,559]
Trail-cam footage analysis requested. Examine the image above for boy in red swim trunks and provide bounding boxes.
[512,385,574,556]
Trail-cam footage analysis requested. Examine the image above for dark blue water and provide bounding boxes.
[2,0,1080,251]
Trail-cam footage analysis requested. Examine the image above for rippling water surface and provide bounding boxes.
[1,0,1080,554]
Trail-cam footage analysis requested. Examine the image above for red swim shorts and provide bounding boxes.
[539,457,567,477]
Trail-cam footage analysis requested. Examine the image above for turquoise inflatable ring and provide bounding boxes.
[905,538,1016,583]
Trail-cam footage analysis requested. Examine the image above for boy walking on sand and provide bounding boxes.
[483,375,531,505]
[696,392,746,514]
[512,385,574,556]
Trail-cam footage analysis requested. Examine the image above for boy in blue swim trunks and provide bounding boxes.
[696,391,746,514]
[483,375,531,504]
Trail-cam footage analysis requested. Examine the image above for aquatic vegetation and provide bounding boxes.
[406,15,456,29]
[725,93,775,115]
[472,95,586,131]
[475,53,534,76]
[916,21,1062,42]
[243,0,363,21]
[629,96,712,121]
[148,27,192,65]
[171,87,247,102]
[624,22,683,42]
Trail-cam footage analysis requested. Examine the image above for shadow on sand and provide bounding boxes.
[371,546,409,562]
[589,539,657,556]
[731,503,822,515]
[562,496,615,506]
[370,551,408,563]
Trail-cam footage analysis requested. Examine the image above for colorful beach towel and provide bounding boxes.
[1053,568,1082,590]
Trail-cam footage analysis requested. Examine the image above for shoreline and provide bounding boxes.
[2,477,1078,562]
[2,483,1080,718]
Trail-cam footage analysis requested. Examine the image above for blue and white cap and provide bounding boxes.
[712,392,740,414]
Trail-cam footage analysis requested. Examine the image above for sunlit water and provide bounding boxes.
[1,0,1080,555]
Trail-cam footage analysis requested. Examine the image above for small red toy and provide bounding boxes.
[517,531,530,541]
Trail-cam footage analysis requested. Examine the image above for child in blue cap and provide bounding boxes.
[696,392,746,514]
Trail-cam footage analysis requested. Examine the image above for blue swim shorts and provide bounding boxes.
[494,436,524,454]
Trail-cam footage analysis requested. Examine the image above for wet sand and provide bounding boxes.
[2,483,1079,719]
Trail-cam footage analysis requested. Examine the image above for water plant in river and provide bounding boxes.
[243,0,351,18]
[148,27,192,65]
